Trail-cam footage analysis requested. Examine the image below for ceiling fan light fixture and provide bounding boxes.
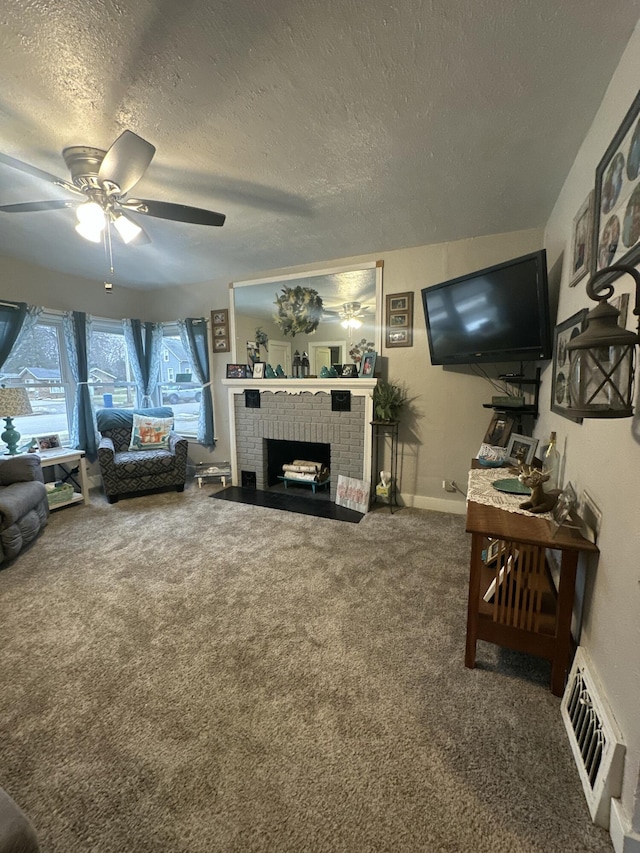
[341,317,363,330]
[76,201,106,229]
[112,213,142,244]
[75,221,103,243]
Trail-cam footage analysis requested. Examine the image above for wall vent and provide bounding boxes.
[561,647,625,827]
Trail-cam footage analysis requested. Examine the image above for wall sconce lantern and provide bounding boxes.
[566,264,640,419]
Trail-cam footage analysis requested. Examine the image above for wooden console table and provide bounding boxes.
[465,469,598,696]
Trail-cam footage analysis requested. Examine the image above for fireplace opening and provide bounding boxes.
[265,439,331,496]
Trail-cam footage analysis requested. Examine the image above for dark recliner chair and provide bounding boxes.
[96,407,188,503]
[0,455,48,565]
[0,786,40,852]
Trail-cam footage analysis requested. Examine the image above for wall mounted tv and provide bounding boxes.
[421,250,552,365]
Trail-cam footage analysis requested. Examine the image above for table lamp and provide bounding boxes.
[0,386,33,455]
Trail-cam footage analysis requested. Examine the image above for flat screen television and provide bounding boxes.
[421,249,552,365]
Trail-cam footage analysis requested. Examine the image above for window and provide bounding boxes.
[0,315,203,452]
[0,313,71,448]
[89,320,137,411]
[159,326,202,436]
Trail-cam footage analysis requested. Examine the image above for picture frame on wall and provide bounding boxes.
[592,90,640,284]
[612,292,630,327]
[551,309,588,423]
[211,308,230,353]
[569,191,594,286]
[385,292,414,348]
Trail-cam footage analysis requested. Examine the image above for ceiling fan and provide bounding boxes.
[324,301,372,329]
[0,130,226,245]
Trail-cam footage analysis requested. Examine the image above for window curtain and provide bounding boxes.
[122,319,162,406]
[63,311,99,462]
[0,301,41,370]
[179,318,215,446]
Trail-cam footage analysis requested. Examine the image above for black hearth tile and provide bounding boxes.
[211,486,364,523]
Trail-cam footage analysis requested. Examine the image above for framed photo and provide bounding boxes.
[387,329,409,345]
[386,292,414,348]
[505,433,539,465]
[211,308,230,353]
[226,363,247,379]
[484,539,503,565]
[252,362,265,379]
[36,434,61,451]
[569,191,594,286]
[612,292,630,327]
[483,413,515,447]
[551,309,588,422]
[578,489,602,544]
[592,91,640,284]
[360,351,377,377]
[551,481,578,533]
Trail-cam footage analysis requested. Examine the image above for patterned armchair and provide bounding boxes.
[96,407,188,503]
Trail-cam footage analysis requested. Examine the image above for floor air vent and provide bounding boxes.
[561,648,625,827]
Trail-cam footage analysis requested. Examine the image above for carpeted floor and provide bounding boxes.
[0,485,612,853]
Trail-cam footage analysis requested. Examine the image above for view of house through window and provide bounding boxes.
[0,316,203,452]
[159,328,202,436]
[0,315,71,449]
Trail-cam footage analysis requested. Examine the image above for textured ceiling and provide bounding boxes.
[0,0,638,290]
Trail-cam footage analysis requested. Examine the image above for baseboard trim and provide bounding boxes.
[611,799,640,853]
[400,493,466,515]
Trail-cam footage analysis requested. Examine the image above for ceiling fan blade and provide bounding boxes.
[126,198,226,227]
[0,200,76,213]
[98,130,156,195]
[0,152,83,196]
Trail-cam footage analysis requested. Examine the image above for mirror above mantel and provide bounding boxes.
[229,261,383,376]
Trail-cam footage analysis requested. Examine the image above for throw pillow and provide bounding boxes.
[128,414,174,451]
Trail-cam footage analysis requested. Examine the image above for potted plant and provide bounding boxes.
[372,381,407,422]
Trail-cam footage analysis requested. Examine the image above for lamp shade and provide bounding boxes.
[0,386,32,417]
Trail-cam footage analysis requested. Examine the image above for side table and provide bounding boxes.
[371,420,400,513]
[35,448,90,509]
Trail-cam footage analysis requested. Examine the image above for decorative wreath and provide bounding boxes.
[273,286,324,337]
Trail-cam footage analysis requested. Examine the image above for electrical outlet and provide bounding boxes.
[443,479,456,492]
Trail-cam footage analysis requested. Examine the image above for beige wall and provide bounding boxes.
[539,22,640,836]
[3,255,146,318]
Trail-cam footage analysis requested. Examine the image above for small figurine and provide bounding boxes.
[514,463,558,514]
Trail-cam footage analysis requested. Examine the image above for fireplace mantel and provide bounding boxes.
[221,377,378,394]
[222,377,378,496]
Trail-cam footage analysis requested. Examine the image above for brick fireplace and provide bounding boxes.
[221,378,377,502]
